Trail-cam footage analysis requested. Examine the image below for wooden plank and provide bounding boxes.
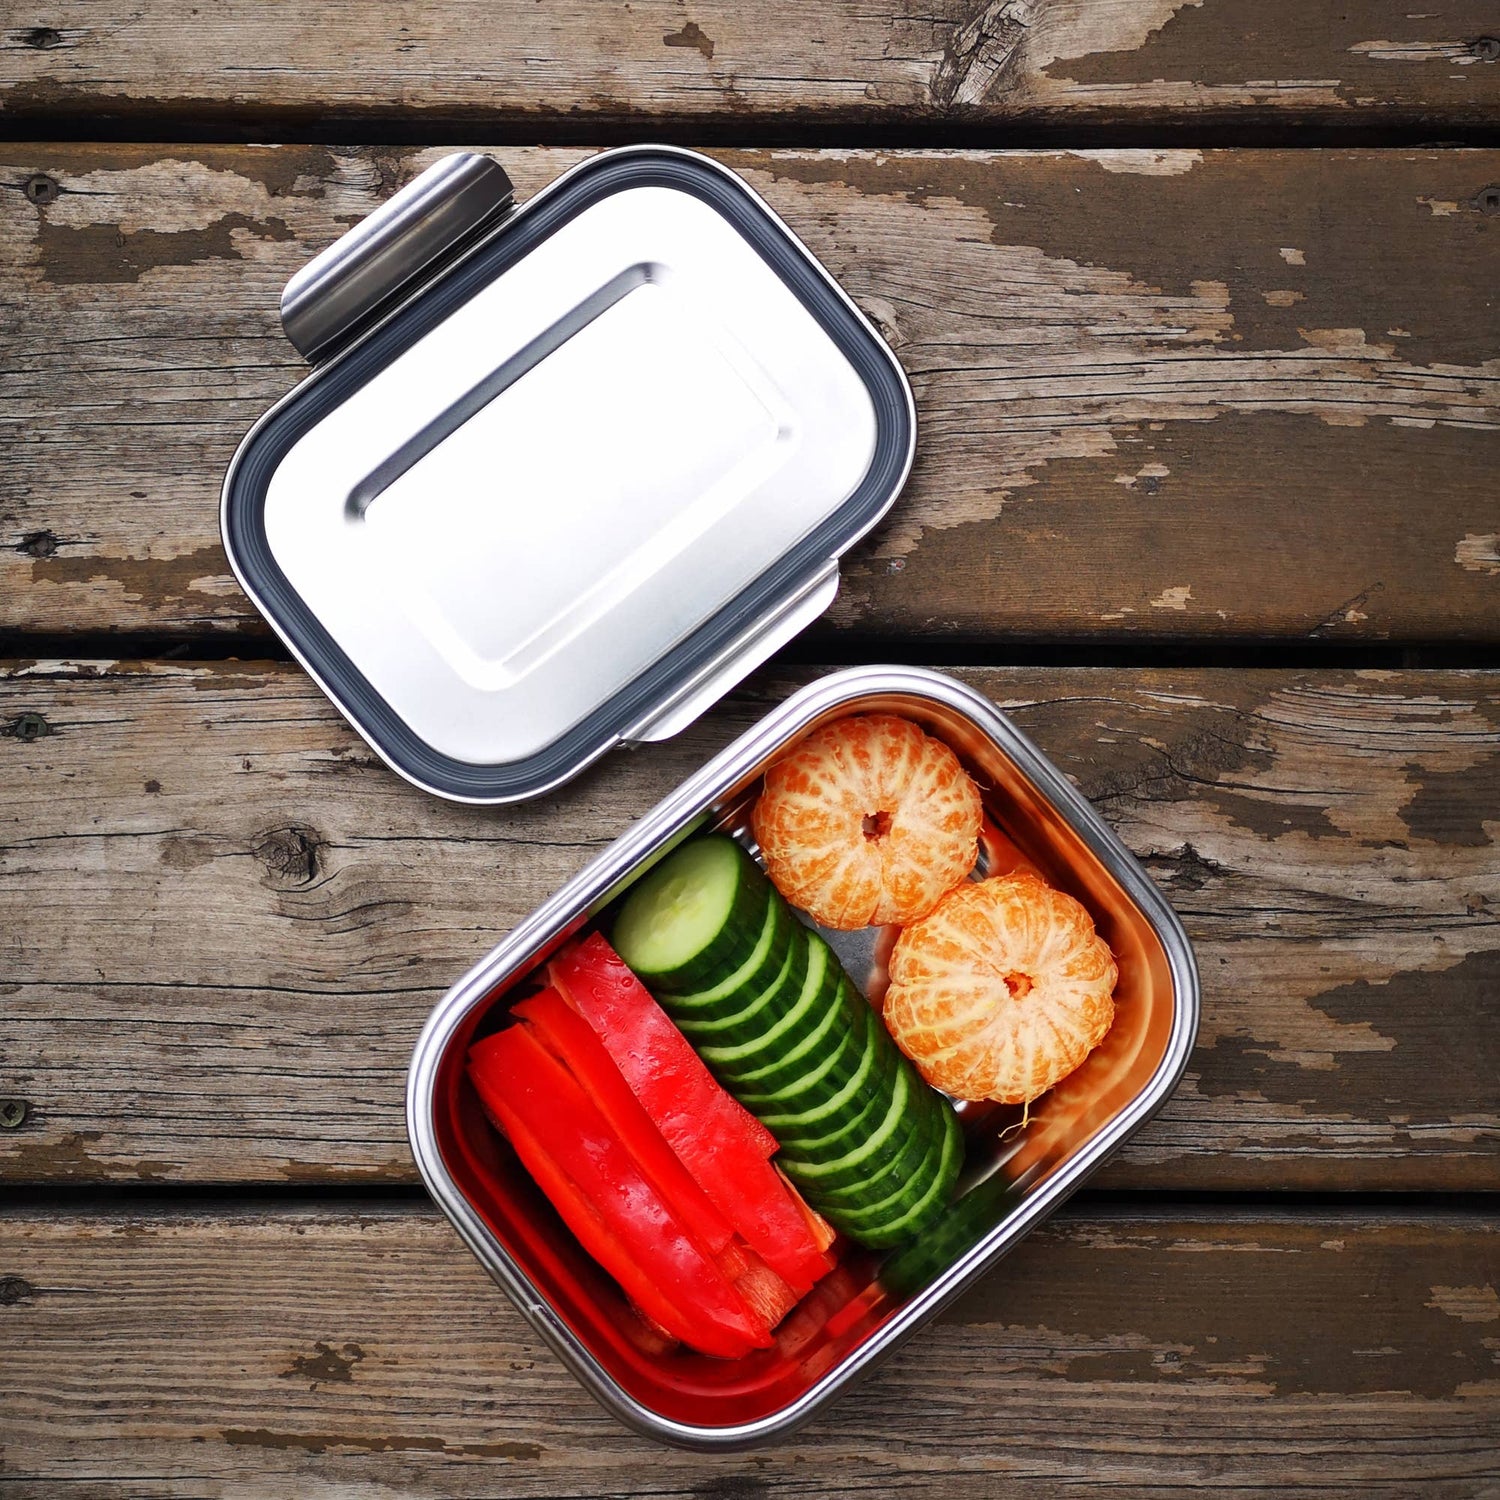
[3,1,1498,136]
[3,145,1498,644]
[1,1203,1496,1494]
[2,660,1497,1190]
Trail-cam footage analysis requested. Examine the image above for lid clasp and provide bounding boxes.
[280,152,516,364]
[624,561,842,745]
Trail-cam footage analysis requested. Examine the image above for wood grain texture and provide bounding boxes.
[1,1203,1496,1495]
[2,660,1497,1189]
[2,0,1498,136]
[3,145,1499,644]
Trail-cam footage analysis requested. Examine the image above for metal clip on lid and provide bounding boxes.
[280,153,516,364]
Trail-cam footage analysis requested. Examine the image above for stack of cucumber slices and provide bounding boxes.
[613,835,963,1249]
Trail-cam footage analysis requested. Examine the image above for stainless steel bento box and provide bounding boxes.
[407,666,1199,1448]
[218,143,1198,1448]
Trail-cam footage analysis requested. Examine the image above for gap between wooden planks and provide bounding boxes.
[0,1201,1496,1494]
[2,0,1497,139]
[2,146,1498,644]
[1,660,1496,1191]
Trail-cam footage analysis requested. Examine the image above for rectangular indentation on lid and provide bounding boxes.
[360,270,797,692]
[346,262,659,519]
[245,157,907,785]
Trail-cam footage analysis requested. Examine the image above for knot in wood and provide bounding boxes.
[0,1276,34,1305]
[931,0,1031,109]
[256,825,322,886]
[17,25,62,48]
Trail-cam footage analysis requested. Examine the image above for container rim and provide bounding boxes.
[405,665,1201,1449]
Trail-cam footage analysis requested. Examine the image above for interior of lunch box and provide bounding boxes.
[427,688,1181,1432]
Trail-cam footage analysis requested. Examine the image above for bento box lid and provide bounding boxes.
[222,147,916,803]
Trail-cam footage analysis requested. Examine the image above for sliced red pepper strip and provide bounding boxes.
[781,1166,838,1255]
[467,1024,770,1359]
[549,932,833,1294]
[732,1247,800,1333]
[512,986,735,1256]
[550,932,777,1158]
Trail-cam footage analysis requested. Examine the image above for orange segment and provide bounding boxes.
[884,872,1117,1104]
[751,714,982,929]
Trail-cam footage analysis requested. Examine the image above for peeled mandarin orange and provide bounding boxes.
[884,872,1117,1104]
[751,714,982,930]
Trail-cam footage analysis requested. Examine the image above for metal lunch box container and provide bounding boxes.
[221,147,1199,1447]
[407,666,1198,1446]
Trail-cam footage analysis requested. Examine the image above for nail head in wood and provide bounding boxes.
[23,174,59,206]
[8,713,51,742]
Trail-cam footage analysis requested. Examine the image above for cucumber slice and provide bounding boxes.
[845,1105,964,1249]
[880,1165,1017,1296]
[673,917,807,1043]
[771,1058,898,1166]
[777,1065,916,1190]
[665,894,791,1017]
[697,935,832,1070]
[710,955,851,1092]
[816,1105,945,1223]
[730,948,860,1087]
[813,1082,950,1212]
[801,1089,936,1208]
[750,1003,891,1138]
[732,974,858,1087]
[612,835,770,992]
[731,981,875,1110]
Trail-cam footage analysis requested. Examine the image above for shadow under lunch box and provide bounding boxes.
[222,147,1199,1448]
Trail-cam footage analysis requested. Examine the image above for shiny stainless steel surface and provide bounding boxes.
[280,152,516,362]
[623,560,840,744]
[407,665,1200,1449]
[229,147,913,802]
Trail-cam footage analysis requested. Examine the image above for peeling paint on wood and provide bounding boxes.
[2,661,1496,1190]
[1456,534,1500,575]
[1042,0,1500,123]
[2,146,1497,643]
[1428,1283,1500,1323]
[662,19,715,60]
[1,0,1494,130]
[1070,147,1204,175]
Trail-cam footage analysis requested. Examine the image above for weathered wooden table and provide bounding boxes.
[3,4,1498,1493]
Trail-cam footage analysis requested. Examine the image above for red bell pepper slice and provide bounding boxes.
[512,986,735,1256]
[731,1247,800,1333]
[784,1166,838,1255]
[549,933,834,1293]
[467,1024,771,1360]
[550,932,776,1159]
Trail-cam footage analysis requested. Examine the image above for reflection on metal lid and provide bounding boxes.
[224,148,915,802]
